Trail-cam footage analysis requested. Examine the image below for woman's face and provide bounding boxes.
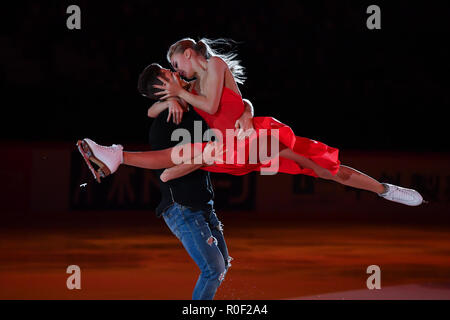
[170,50,194,79]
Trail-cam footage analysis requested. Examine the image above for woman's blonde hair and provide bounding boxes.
[167,37,246,84]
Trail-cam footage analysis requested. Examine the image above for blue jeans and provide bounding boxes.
[162,201,231,300]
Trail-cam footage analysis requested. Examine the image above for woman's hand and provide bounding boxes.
[153,73,184,100]
[166,99,184,124]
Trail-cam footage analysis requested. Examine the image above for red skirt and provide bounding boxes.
[201,116,341,177]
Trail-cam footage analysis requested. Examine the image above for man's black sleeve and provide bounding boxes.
[148,109,174,151]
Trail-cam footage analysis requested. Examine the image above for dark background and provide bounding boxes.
[1,0,449,151]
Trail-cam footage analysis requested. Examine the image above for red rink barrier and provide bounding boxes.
[0,142,449,217]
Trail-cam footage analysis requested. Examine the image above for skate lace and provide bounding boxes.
[97,143,120,153]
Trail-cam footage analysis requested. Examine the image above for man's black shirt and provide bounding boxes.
[148,107,214,217]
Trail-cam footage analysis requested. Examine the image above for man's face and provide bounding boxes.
[158,67,188,109]
[159,67,173,81]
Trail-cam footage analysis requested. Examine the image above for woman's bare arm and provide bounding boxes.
[242,99,254,116]
[148,98,187,124]
[147,99,170,118]
[154,57,227,115]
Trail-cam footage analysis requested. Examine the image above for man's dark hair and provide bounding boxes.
[137,63,165,100]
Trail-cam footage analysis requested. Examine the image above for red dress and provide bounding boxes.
[194,87,340,177]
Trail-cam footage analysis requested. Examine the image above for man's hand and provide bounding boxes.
[167,99,184,124]
[235,103,255,140]
[160,163,203,182]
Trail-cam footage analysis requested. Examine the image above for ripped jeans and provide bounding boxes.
[162,201,231,300]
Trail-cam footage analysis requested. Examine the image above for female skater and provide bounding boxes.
[156,38,424,206]
[80,38,423,206]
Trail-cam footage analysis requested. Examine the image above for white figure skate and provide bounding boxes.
[76,138,123,183]
[378,183,425,206]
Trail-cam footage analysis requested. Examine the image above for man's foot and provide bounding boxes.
[378,183,424,206]
[76,138,123,183]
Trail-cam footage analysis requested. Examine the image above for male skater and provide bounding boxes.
[139,63,253,299]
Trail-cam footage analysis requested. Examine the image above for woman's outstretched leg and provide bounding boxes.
[328,165,386,194]
[279,148,423,206]
[77,138,212,182]
[123,148,178,170]
[279,148,384,193]
[77,138,223,182]
[124,141,222,170]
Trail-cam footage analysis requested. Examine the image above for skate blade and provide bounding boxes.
[76,140,112,183]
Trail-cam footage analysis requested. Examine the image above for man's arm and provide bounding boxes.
[235,99,255,140]
[160,163,204,182]
[162,99,257,182]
